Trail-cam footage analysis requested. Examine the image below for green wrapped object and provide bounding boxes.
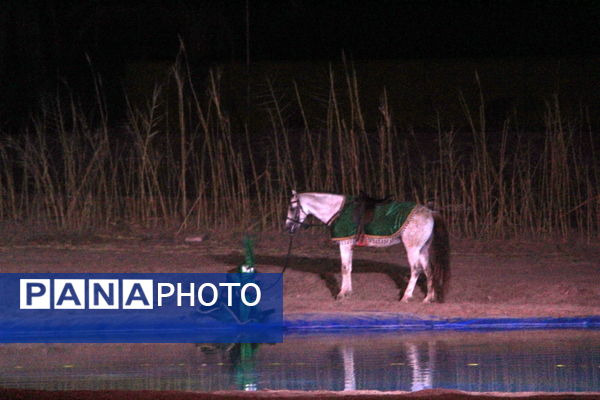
[331,196,417,241]
[234,343,259,390]
[239,235,255,273]
[231,235,256,322]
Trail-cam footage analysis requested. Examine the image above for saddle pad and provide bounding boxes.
[330,196,417,240]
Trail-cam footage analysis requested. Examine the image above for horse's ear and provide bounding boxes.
[291,189,297,196]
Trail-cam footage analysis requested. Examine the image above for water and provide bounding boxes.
[1,330,599,392]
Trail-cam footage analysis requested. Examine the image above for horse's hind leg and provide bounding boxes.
[419,240,436,303]
[402,245,436,302]
[400,245,422,302]
[401,206,434,303]
[337,243,354,300]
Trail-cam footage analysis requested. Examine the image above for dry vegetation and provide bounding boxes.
[0,57,598,241]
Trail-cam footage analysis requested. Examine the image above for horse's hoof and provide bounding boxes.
[400,296,412,303]
[336,292,351,301]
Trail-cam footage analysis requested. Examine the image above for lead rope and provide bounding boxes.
[281,233,294,275]
[261,233,294,292]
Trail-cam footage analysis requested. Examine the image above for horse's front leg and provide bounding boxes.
[336,243,354,300]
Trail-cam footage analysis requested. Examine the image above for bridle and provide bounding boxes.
[285,199,322,230]
[285,199,307,228]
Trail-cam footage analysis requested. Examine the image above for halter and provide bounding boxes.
[285,199,307,227]
[285,199,322,229]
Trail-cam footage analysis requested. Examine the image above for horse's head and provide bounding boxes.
[285,190,308,234]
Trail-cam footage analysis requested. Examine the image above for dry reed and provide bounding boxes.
[0,60,597,241]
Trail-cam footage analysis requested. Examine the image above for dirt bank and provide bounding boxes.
[1,232,599,319]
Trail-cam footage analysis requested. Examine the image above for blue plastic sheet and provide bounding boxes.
[284,312,600,334]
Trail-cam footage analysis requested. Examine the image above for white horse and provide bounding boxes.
[285,191,450,303]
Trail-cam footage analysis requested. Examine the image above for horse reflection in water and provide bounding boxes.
[406,341,435,391]
[338,340,435,391]
[340,345,356,390]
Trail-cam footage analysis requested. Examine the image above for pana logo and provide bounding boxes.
[19,279,260,310]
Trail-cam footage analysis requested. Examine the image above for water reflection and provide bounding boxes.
[197,342,262,391]
[232,343,259,391]
[1,330,599,392]
[340,345,355,390]
[406,341,434,391]
[338,338,436,391]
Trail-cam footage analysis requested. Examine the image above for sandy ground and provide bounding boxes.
[1,230,599,318]
[1,230,599,399]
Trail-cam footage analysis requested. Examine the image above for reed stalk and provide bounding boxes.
[0,60,597,241]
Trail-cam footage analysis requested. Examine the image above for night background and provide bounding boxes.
[3,1,600,127]
[0,1,598,238]
[1,4,600,398]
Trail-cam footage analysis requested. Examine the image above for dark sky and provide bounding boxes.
[1,0,599,126]
[249,0,600,60]
[4,1,600,62]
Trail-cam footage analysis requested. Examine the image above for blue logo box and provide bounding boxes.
[0,273,283,343]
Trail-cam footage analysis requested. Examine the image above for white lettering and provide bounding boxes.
[177,282,195,306]
[241,283,261,306]
[219,282,241,306]
[197,283,218,306]
[157,283,175,307]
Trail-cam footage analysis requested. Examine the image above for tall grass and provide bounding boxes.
[0,60,597,241]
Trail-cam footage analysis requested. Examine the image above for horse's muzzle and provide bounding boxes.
[285,220,299,234]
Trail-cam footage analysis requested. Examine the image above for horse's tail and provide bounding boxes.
[429,211,451,302]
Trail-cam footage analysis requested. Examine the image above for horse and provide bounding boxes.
[284,191,450,303]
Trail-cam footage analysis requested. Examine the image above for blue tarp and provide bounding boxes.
[284,312,600,334]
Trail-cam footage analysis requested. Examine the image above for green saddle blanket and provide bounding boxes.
[331,196,416,240]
